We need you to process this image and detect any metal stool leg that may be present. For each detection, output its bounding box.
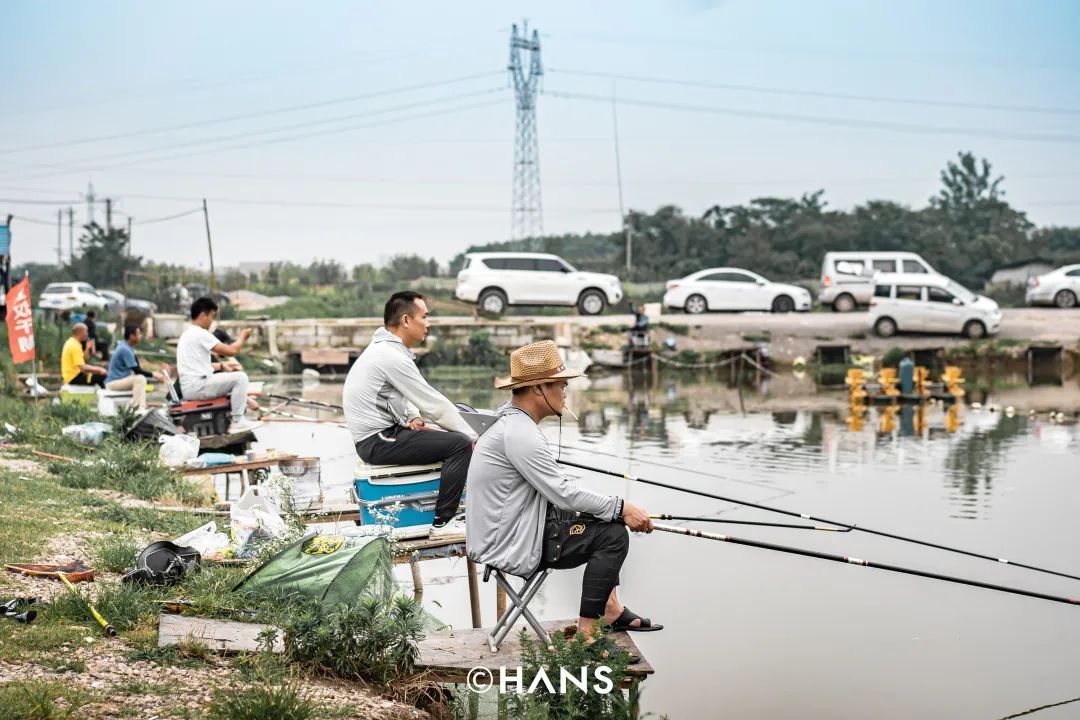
[487,568,551,652]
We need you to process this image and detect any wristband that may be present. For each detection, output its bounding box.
[613,497,624,522]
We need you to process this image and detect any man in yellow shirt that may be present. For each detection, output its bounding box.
[61,323,107,387]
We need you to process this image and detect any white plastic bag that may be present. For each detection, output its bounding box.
[61,421,112,446]
[159,434,200,466]
[174,521,232,560]
[230,487,289,558]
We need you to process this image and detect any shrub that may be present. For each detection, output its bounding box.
[207,681,314,720]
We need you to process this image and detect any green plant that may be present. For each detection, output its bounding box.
[207,681,314,720]
[0,679,93,720]
[283,594,425,685]
[52,438,208,505]
[89,533,141,573]
[881,346,908,367]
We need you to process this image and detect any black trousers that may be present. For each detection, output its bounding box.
[67,373,104,388]
[354,425,472,525]
[541,511,629,618]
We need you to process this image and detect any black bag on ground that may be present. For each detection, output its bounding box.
[121,541,201,585]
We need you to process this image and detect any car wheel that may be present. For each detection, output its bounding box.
[478,288,507,316]
[1054,289,1077,309]
[771,295,795,313]
[963,320,986,339]
[684,294,708,314]
[874,317,897,338]
[577,289,606,315]
[833,293,856,313]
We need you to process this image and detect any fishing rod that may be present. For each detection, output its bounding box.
[653,523,1080,609]
[266,394,344,412]
[560,457,1080,583]
[652,514,850,532]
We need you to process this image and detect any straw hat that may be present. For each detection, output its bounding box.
[494,340,584,390]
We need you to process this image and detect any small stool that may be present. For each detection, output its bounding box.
[98,389,135,417]
[483,565,552,652]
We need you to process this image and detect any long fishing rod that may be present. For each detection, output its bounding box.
[266,394,344,412]
[653,523,1080,608]
[652,514,850,532]
[559,457,1080,583]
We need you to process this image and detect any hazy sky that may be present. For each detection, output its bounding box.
[4,0,1079,272]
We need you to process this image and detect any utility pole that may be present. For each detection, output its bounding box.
[611,85,632,278]
[105,198,112,232]
[67,207,74,263]
[126,216,132,257]
[202,198,217,292]
[508,21,544,245]
[85,182,96,226]
[56,209,62,266]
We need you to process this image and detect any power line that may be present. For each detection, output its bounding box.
[546,90,1080,145]
[3,87,507,179]
[0,71,504,157]
[9,214,61,226]
[133,208,204,225]
[7,94,508,184]
[549,68,1080,116]
[0,196,81,205]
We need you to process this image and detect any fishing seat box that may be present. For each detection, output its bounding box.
[59,385,99,406]
[353,462,449,530]
[169,397,231,437]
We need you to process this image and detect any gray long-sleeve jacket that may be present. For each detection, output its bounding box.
[343,327,477,443]
[465,406,620,576]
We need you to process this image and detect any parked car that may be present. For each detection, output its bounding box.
[820,251,938,312]
[663,268,812,314]
[869,273,1001,339]
[455,252,623,316]
[38,282,109,311]
[1025,264,1080,308]
[98,289,157,314]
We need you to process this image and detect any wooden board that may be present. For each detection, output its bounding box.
[157,613,284,653]
[416,619,653,683]
[180,454,303,476]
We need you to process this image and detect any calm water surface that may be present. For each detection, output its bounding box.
[266,370,1080,720]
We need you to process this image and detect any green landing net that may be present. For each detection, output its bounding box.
[233,534,441,627]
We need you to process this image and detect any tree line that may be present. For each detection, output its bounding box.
[455,152,1080,291]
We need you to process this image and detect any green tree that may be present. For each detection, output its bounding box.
[67,222,141,289]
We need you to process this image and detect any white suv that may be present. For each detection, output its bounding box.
[455,252,623,316]
[39,282,109,311]
[869,273,1002,339]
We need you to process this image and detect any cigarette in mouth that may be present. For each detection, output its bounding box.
[562,404,578,421]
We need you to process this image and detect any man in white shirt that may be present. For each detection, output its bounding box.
[176,297,257,432]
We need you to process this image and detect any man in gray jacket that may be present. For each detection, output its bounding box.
[466,340,662,636]
[344,291,477,539]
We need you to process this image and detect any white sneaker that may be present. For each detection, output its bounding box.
[428,516,467,541]
[229,418,262,433]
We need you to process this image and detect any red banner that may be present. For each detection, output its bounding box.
[6,276,35,364]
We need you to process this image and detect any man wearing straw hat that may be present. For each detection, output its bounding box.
[466,340,663,636]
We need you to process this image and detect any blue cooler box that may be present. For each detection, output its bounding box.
[353,463,445,529]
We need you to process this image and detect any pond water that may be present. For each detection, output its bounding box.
[263,369,1080,720]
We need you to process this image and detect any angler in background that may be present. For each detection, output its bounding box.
[176,297,257,432]
[61,322,107,388]
[466,340,663,637]
[105,325,164,412]
[343,291,476,540]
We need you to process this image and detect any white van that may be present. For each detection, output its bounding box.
[868,273,1002,339]
[820,251,937,312]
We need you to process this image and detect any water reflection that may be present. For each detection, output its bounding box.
[268,367,1080,524]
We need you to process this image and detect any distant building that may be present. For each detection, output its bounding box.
[236,261,272,279]
[988,258,1054,287]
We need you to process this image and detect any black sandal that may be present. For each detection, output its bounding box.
[611,607,663,632]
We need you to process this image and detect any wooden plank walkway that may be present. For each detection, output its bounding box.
[415,620,653,684]
[158,614,284,653]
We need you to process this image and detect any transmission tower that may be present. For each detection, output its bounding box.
[508,21,543,244]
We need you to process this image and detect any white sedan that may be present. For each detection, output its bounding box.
[663,268,812,313]
[1026,264,1080,308]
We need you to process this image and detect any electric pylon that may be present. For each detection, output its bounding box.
[508,21,543,245]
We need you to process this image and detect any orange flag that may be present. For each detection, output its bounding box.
[5,276,35,364]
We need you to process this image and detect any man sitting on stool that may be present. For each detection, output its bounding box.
[61,323,107,388]
[343,291,477,539]
[105,325,164,411]
[176,297,257,433]
[466,340,663,637]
